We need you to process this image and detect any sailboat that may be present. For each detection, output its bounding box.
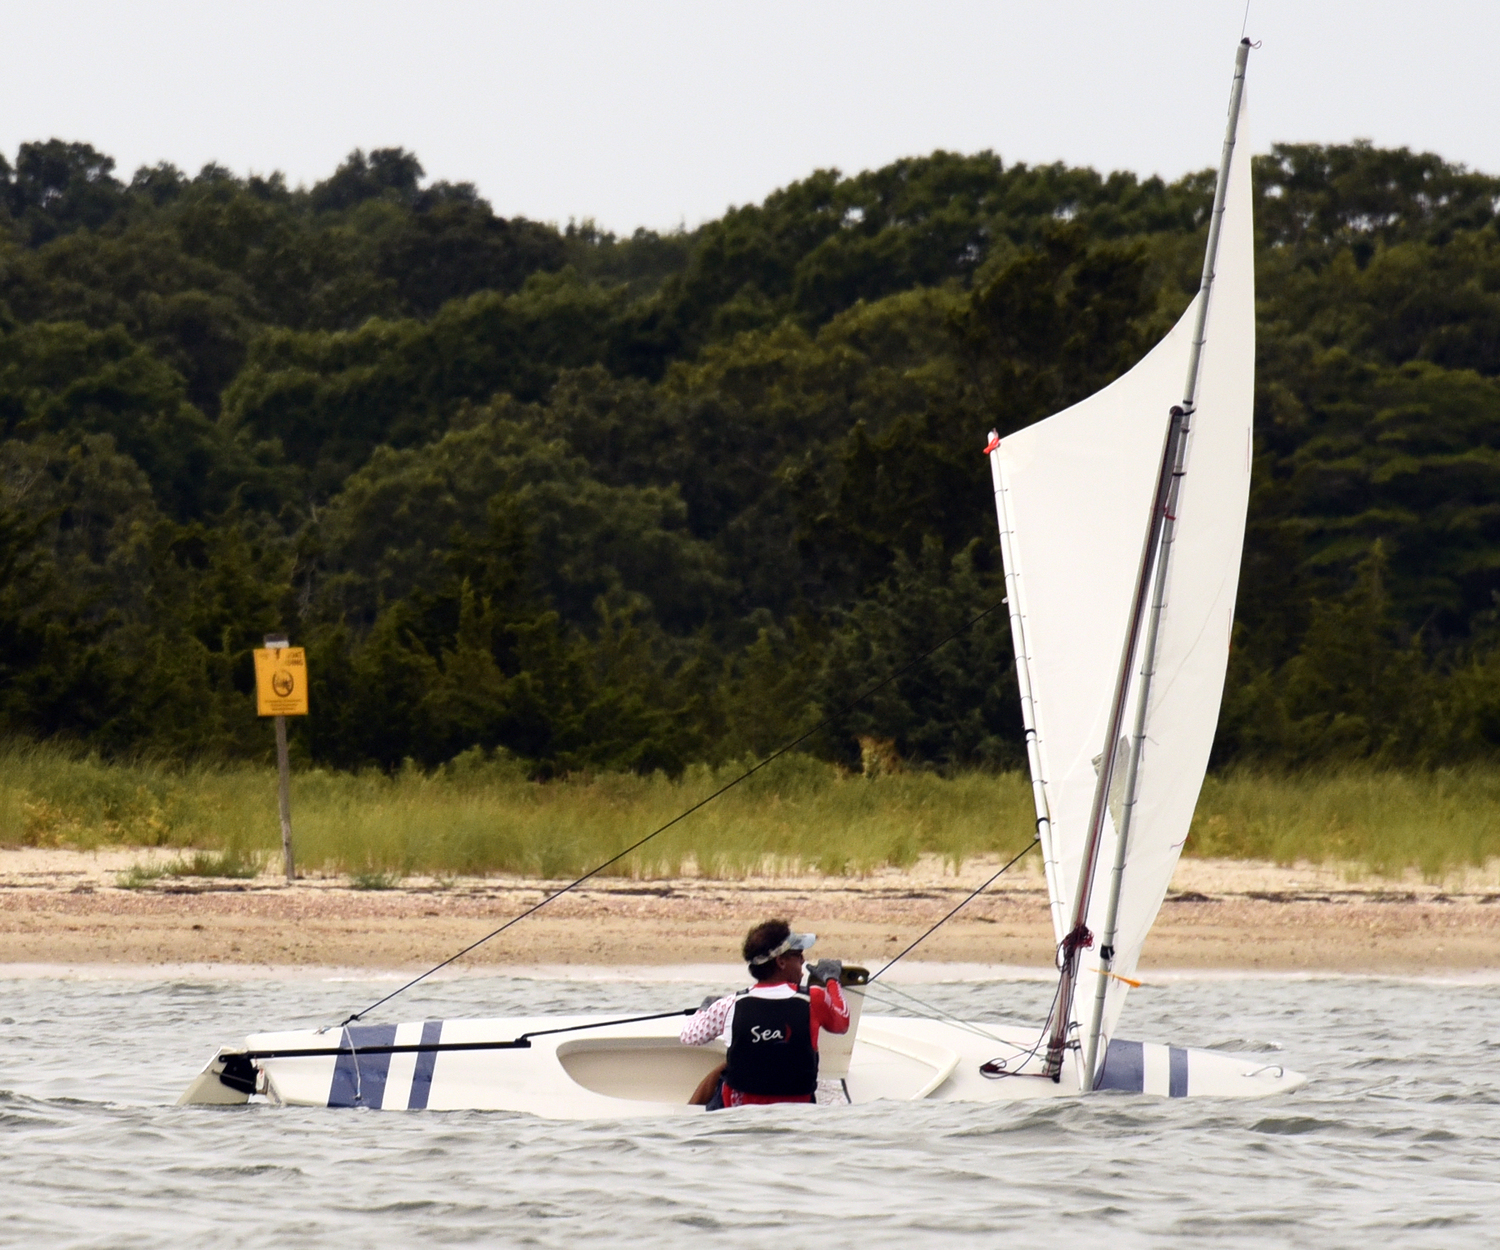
[179,40,1307,1115]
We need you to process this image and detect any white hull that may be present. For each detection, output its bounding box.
[180,1010,1306,1117]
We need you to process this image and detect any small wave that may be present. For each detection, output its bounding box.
[1206,1037,1283,1053]
[1403,1215,1481,1229]
[1250,1115,1340,1135]
[165,1162,307,1178]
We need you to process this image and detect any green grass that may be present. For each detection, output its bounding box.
[350,870,403,890]
[1190,768,1500,878]
[114,863,167,890]
[114,849,261,887]
[4,739,1498,881]
[164,849,263,879]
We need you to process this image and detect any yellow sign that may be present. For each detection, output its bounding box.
[254,647,309,716]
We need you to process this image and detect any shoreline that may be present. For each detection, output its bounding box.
[3,960,1500,985]
[2,848,1497,975]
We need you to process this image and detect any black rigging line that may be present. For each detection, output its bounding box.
[337,597,1010,1027]
[980,974,1064,1080]
[868,837,1039,982]
[269,1010,699,1061]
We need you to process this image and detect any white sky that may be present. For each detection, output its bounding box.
[4,1,1498,235]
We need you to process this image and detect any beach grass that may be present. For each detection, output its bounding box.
[1190,767,1500,879]
[1,739,1496,880]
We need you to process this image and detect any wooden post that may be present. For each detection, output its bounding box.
[274,710,295,882]
[255,633,308,884]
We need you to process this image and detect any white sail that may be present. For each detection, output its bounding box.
[1095,95,1254,1044]
[990,305,1196,935]
[990,95,1254,1053]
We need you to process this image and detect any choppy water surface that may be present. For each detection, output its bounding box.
[0,970,1496,1248]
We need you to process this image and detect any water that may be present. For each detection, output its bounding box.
[1,970,1496,1249]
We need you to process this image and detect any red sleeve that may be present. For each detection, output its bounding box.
[811,982,850,1036]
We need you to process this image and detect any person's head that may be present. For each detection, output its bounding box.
[742,918,815,984]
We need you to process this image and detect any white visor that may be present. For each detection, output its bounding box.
[748,932,816,966]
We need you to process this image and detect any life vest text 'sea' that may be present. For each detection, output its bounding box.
[724,991,818,1097]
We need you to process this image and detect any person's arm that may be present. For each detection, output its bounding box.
[811,981,850,1035]
[679,994,734,1045]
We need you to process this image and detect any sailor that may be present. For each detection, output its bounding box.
[680,917,849,1108]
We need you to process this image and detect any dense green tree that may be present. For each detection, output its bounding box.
[1255,141,1500,255]
[0,500,123,738]
[1247,352,1500,642]
[2,134,1499,775]
[2,141,129,246]
[221,273,634,491]
[312,402,725,632]
[812,540,1018,771]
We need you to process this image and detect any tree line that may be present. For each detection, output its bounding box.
[4,136,1500,775]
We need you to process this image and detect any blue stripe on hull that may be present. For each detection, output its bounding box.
[330,1025,398,1108]
[1169,1045,1189,1098]
[408,1021,443,1109]
[1095,1039,1144,1093]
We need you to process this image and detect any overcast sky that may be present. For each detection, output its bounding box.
[4,1,1497,234]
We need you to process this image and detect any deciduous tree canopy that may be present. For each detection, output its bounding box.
[4,138,1500,773]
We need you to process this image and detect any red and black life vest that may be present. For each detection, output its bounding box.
[722,989,818,1097]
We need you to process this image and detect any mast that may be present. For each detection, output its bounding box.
[1078,37,1253,1092]
[989,446,1065,946]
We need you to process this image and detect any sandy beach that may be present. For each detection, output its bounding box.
[1,848,1496,975]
